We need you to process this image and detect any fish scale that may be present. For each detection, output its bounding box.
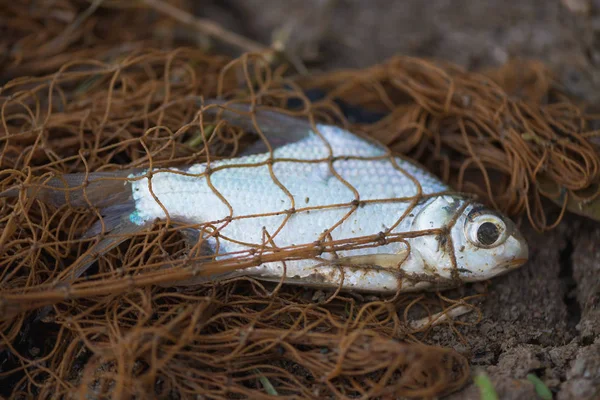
[130,124,450,259]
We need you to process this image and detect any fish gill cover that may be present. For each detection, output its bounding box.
[0,1,599,399]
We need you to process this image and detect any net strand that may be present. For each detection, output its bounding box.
[1,2,599,398]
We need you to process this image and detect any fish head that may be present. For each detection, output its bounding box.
[450,201,529,281]
[408,196,528,283]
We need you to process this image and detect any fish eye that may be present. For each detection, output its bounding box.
[465,214,508,248]
[477,222,500,246]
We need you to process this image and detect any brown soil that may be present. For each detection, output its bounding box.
[197,1,600,398]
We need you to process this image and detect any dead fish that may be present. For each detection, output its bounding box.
[1,102,529,293]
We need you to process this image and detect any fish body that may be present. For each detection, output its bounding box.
[3,104,529,292]
[129,124,449,291]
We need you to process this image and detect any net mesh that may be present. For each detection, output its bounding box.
[300,57,600,230]
[0,49,481,399]
[1,1,599,399]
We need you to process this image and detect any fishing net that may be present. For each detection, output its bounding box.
[0,0,193,82]
[300,58,600,231]
[1,1,599,399]
[0,47,480,399]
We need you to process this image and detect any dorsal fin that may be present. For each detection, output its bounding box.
[202,100,314,155]
[200,100,386,156]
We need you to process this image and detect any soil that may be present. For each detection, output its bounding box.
[197,1,600,398]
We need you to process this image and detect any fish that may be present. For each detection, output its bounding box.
[1,101,529,293]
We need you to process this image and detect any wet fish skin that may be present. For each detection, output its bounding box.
[125,121,527,292]
[1,105,529,291]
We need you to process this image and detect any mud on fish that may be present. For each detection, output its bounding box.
[1,101,529,293]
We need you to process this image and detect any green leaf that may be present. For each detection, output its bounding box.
[185,125,215,148]
[527,373,553,400]
[473,371,499,400]
[254,369,278,396]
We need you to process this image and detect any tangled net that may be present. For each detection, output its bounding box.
[301,58,600,231]
[0,48,484,398]
[0,0,193,82]
[1,1,600,399]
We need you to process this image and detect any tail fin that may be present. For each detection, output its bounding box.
[0,171,136,208]
[2,170,149,282]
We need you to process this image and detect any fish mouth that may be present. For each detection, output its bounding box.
[495,235,529,272]
[496,258,528,270]
[484,257,527,280]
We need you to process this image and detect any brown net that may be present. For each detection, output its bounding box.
[0,0,193,81]
[3,286,474,399]
[299,58,600,231]
[0,48,482,398]
[1,1,600,399]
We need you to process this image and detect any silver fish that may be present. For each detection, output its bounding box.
[3,103,528,293]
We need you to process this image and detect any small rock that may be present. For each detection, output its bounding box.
[311,290,326,303]
[496,345,545,378]
[558,343,600,400]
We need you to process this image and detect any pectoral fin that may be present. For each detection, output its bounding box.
[154,227,247,288]
[238,250,411,293]
[332,251,410,269]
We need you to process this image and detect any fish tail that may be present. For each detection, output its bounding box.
[2,169,150,282]
[1,170,137,208]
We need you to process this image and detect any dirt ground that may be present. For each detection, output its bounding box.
[196,1,600,398]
